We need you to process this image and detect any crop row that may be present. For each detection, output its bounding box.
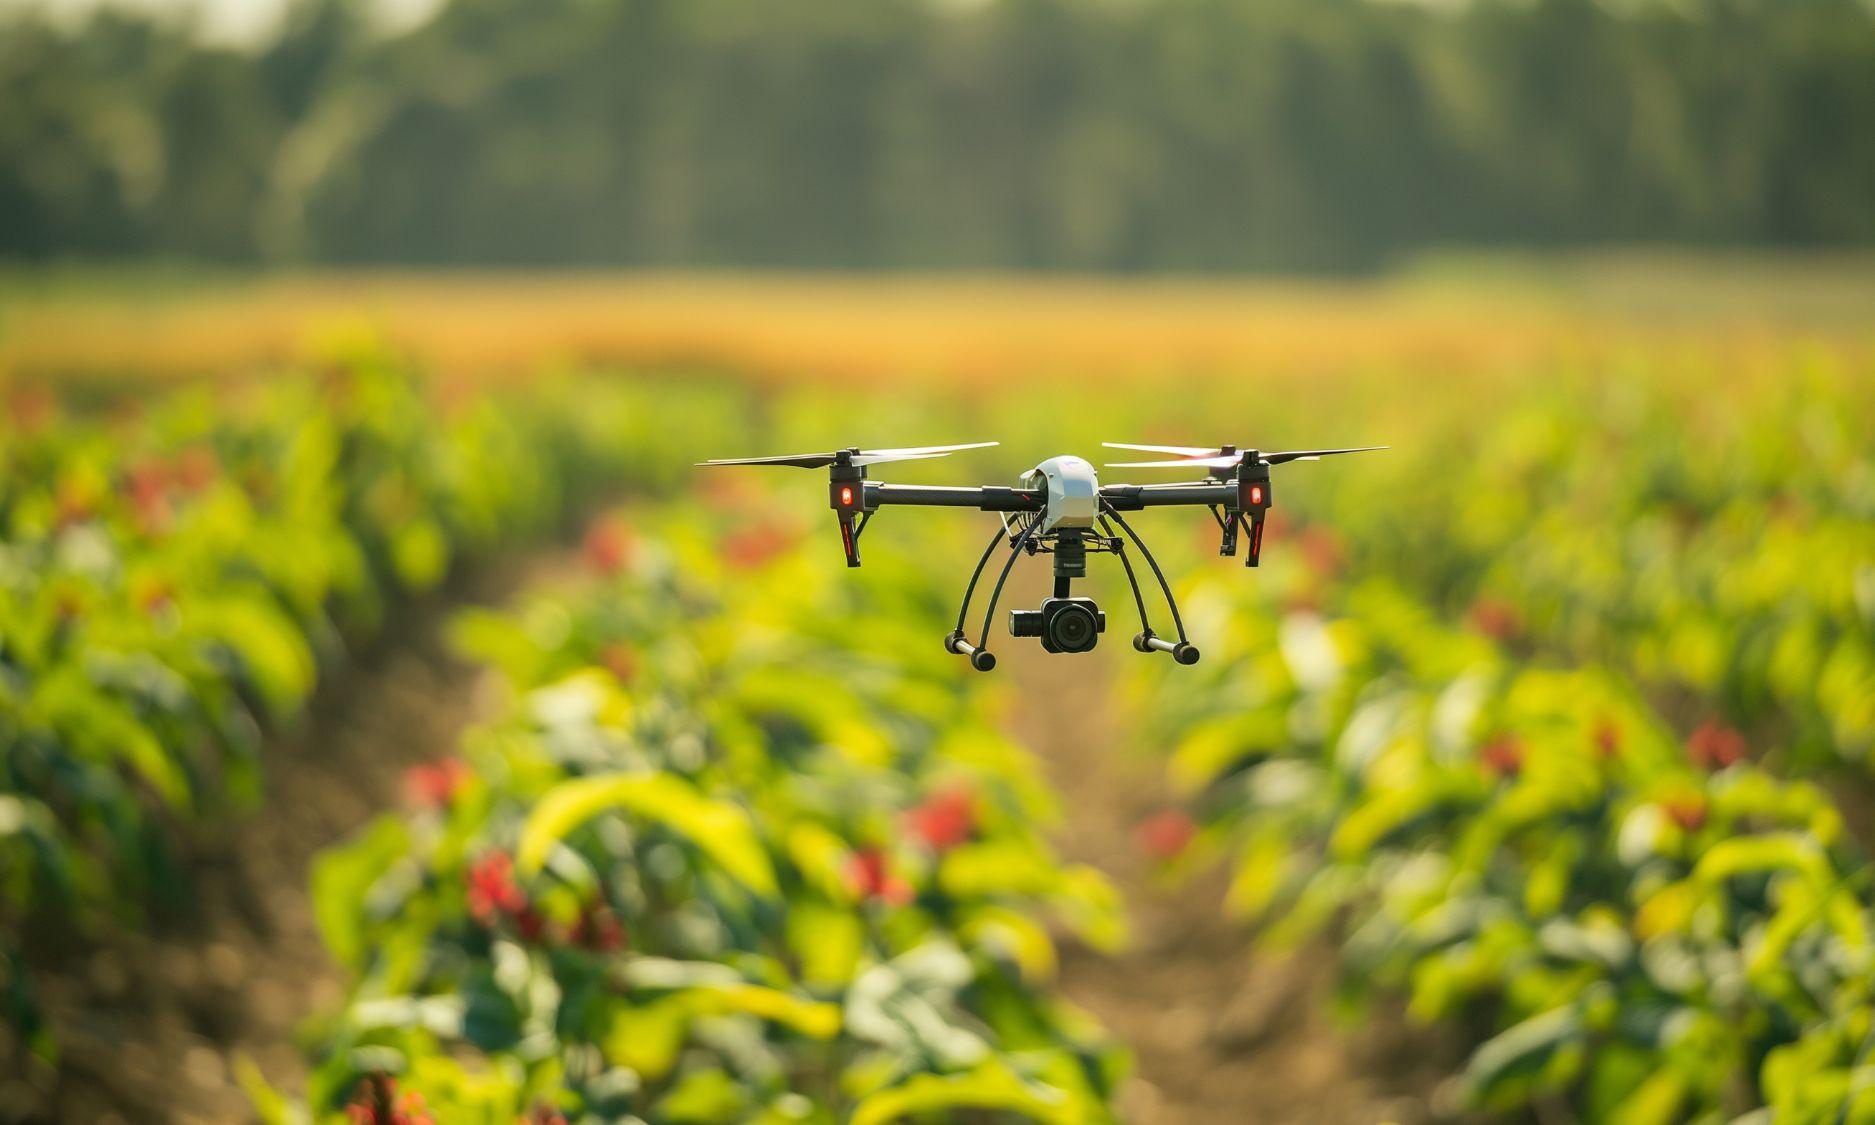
[1292,369,1875,773]
[0,357,743,1059]
[265,507,1125,1123]
[1138,558,1875,1121]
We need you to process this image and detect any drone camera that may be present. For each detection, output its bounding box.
[1010,597,1106,653]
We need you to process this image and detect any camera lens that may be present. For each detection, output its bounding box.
[1045,602,1099,653]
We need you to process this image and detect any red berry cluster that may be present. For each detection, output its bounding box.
[1467,597,1523,644]
[119,446,222,536]
[467,850,546,942]
[404,758,472,809]
[583,516,634,575]
[567,902,628,953]
[846,845,914,906]
[1593,718,1622,760]
[1662,791,1710,833]
[1686,721,1747,771]
[904,785,976,852]
[465,850,628,951]
[1135,809,1197,862]
[345,1074,433,1125]
[599,642,637,684]
[723,522,795,571]
[1479,735,1524,779]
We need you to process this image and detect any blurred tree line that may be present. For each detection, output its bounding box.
[3,0,1873,271]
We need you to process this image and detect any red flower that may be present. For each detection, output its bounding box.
[514,906,548,944]
[1479,735,1524,779]
[568,903,627,953]
[54,479,95,529]
[1662,792,1709,833]
[1467,597,1523,644]
[846,846,914,906]
[346,1075,434,1125]
[124,458,172,534]
[599,643,636,684]
[904,786,976,852]
[404,758,471,809]
[1295,525,1344,580]
[466,850,529,928]
[723,523,794,571]
[135,577,176,615]
[8,386,55,433]
[697,470,755,510]
[1135,810,1197,862]
[172,446,220,493]
[1687,721,1746,771]
[1593,718,1622,760]
[583,516,634,575]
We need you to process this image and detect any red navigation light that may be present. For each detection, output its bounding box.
[840,485,854,507]
[1249,484,1264,505]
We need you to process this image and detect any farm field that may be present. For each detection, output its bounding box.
[2,261,1874,1124]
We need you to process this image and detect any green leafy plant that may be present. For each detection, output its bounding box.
[284,510,1125,1122]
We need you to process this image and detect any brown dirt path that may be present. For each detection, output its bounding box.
[10,554,568,1125]
[1001,620,1463,1124]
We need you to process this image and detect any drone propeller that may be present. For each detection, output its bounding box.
[697,442,999,570]
[698,442,996,469]
[1103,443,1386,567]
[1102,442,1222,458]
[1104,445,1387,469]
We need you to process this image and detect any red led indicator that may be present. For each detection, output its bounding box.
[840,486,854,506]
[1250,485,1264,505]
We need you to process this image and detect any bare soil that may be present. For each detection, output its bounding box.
[6,557,559,1125]
[1001,617,1465,1125]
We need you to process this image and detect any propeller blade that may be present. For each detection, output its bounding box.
[1260,445,1389,465]
[1101,441,1222,458]
[863,441,998,457]
[697,452,839,468]
[848,450,953,467]
[697,441,996,469]
[1109,445,1387,469]
[1106,455,1243,469]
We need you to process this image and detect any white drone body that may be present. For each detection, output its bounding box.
[1020,455,1100,532]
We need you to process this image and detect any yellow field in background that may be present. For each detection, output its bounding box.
[2,254,1871,386]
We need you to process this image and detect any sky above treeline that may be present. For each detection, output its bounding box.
[0,0,445,44]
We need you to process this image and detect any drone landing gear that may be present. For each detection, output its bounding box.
[944,518,1040,672]
[943,510,1200,672]
[1101,505,1200,666]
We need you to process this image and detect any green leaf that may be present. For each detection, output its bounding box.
[516,772,778,898]
[310,816,410,968]
[849,1060,1082,1125]
[1460,1003,1585,1106]
[1693,833,1830,885]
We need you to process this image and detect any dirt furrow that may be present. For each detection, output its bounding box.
[16,555,567,1125]
[1003,627,1459,1124]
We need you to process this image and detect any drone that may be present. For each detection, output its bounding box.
[698,441,1384,671]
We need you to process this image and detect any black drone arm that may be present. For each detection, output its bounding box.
[861,482,1043,513]
[1102,472,1274,566]
[1099,481,1236,510]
